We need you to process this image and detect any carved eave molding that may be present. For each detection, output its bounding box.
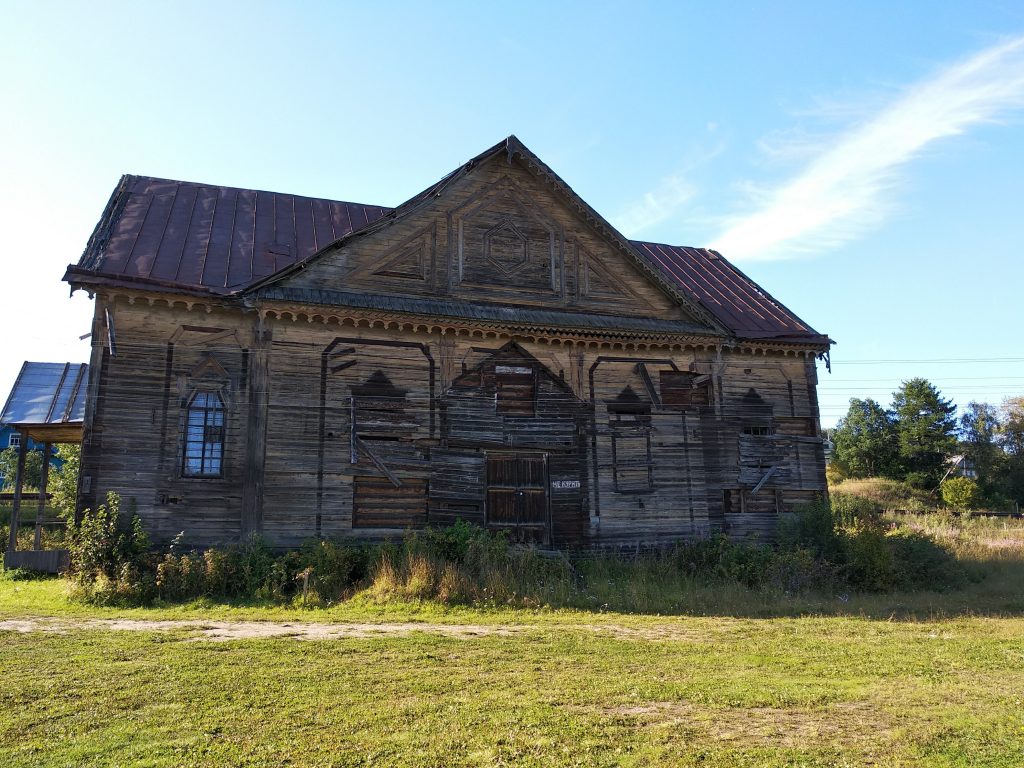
[95,288,236,315]
[254,299,822,358]
[94,288,825,359]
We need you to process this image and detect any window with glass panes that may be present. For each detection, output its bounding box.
[183,391,225,477]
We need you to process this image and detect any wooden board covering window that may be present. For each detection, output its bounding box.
[494,365,535,415]
[611,433,653,493]
[660,371,711,409]
[352,476,427,528]
[724,488,780,515]
[775,417,818,437]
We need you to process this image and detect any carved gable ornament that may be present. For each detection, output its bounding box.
[251,140,725,334]
[449,175,561,295]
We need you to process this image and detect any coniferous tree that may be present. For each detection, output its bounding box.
[891,378,957,487]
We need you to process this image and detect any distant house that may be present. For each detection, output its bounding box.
[0,362,88,485]
[944,455,978,481]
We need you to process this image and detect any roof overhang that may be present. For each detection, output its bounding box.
[12,421,84,443]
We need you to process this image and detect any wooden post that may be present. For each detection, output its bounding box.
[6,436,28,554]
[34,442,52,550]
[241,317,271,538]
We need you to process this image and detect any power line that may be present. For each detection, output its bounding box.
[823,357,1024,364]
[823,375,1024,382]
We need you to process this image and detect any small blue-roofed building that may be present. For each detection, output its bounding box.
[0,361,88,486]
[2,361,87,572]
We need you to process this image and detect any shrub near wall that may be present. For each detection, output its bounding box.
[63,495,970,608]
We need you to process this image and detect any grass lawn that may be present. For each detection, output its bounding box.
[3,506,1024,766]
[2,575,1024,767]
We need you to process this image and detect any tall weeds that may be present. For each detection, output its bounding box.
[59,496,990,610]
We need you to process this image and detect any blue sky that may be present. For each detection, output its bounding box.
[3,1,1023,427]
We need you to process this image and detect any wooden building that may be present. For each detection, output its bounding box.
[64,136,831,549]
[2,361,88,571]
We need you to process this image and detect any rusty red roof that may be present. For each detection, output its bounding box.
[75,175,389,291]
[631,241,820,340]
[68,148,826,345]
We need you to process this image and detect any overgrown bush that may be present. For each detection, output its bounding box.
[66,492,150,604]
[64,494,971,608]
[777,498,845,559]
[887,529,968,591]
[829,492,884,529]
[841,526,895,591]
[940,477,981,512]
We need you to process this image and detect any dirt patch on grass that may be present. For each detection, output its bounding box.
[604,699,895,751]
[0,618,526,641]
[0,617,715,643]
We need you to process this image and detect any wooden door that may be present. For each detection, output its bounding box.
[486,453,549,534]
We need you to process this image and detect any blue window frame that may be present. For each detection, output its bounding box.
[182,391,225,477]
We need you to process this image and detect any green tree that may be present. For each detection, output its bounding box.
[49,443,81,520]
[959,401,1004,497]
[1001,397,1024,456]
[891,378,957,487]
[0,445,44,491]
[831,398,901,478]
[998,397,1024,505]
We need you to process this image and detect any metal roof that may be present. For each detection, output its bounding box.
[0,362,88,426]
[631,241,822,341]
[67,139,827,344]
[76,175,389,291]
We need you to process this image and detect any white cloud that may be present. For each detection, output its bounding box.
[710,35,1024,261]
[611,141,725,236]
[611,174,696,235]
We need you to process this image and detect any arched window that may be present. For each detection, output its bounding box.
[183,391,225,477]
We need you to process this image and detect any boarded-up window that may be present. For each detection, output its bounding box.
[724,488,781,514]
[351,371,415,439]
[495,365,535,415]
[740,388,774,436]
[608,388,653,493]
[611,433,653,493]
[660,371,711,409]
[723,489,741,514]
[775,417,817,437]
[182,391,225,477]
[352,476,427,528]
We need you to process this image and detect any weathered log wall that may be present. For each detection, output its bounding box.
[78,295,827,549]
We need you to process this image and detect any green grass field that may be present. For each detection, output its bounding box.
[3,507,1024,767]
